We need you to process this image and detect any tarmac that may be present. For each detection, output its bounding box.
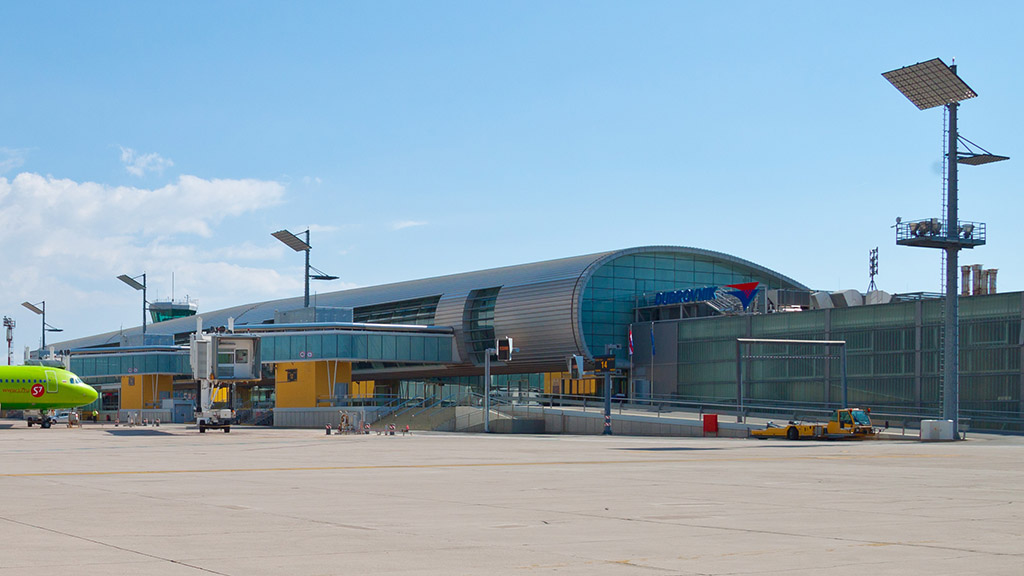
[1,420,1022,575]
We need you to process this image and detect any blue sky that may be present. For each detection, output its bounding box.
[1,1,1021,354]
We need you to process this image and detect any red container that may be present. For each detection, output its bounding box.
[703,414,719,435]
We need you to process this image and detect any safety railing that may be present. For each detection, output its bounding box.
[533,392,1024,434]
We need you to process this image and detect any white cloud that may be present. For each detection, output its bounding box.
[0,148,27,174]
[391,220,427,230]
[0,172,292,344]
[120,147,174,177]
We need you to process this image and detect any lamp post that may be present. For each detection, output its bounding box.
[21,300,62,353]
[483,347,496,433]
[272,229,338,308]
[117,273,147,336]
[884,58,1008,435]
[602,344,622,435]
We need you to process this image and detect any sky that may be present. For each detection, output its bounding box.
[1,1,1021,357]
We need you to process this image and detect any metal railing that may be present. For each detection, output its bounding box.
[535,392,1023,434]
[895,218,986,245]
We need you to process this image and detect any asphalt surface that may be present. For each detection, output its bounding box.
[1,420,1021,575]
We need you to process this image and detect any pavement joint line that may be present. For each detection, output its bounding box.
[0,452,955,478]
[0,515,231,575]
[493,504,1024,559]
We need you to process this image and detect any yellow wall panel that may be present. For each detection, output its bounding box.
[120,375,143,409]
[122,374,173,410]
[350,380,374,398]
[275,361,353,408]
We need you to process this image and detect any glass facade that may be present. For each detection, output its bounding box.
[70,352,191,380]
[582,252,800,362]
[260,332,453,364]
[463,287,501,364]
[353,296,440,325]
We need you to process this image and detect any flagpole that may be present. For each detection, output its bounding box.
[650,321,655,403]
[628,326,634,400]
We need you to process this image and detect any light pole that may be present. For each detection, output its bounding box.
[884,58,1008,435]
[602,344,622,435]
[272,229,338,308]
[21,301,62,353]
[117,273,147,336]
[483,347,495,433]
[482,338,514,433]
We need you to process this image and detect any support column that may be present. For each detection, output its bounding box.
[915,301,923,409]
[1019,293,1024,421]
[142,374,173,409]
[824,308,832,406]
[943,100,960,434]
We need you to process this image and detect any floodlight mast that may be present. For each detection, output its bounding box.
[946,95,960,435]
[883,59,1008,436]
[272,229,337,308]
[21,300,60,352]
[117,273,147,336]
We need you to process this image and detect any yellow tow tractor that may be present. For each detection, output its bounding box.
[750,408,877,440]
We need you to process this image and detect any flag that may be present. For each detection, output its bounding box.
[628,327,634,356]
[650,322,656,357]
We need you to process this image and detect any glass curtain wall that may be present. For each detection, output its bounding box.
[583,252,798,363]
[463,287,501,365]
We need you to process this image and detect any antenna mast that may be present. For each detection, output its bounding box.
[3,316,15,366]
[867,248,879,292]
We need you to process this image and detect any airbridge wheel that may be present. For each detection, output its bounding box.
[786,427,799,441]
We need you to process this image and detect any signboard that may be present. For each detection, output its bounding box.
[594,354,615,374]
[653,282,760,312]
[497,337,513,362]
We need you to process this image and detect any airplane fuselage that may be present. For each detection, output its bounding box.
[0,365,98,410]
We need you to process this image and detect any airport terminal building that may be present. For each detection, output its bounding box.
[46,245,1024,431]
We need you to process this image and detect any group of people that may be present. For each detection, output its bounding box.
[327,421,411,435]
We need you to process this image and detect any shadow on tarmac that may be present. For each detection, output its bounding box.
[617,447,721,452]
[104,429,173,436]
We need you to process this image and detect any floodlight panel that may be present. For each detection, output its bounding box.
[882,58,977,110]
[311,274,339,281]
[117,274,145,291]
[958,153,1010,166]
[21,301,43,315]
[272,229,310,252]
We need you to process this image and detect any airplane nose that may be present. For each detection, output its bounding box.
[79,383,99,405]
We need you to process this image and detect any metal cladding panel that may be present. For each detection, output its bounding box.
[51,250,616,351]
[433,293,470,363]
[493,276,581,365]
[50,246,807,366]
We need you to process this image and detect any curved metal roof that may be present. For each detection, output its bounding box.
[51,246,806,366]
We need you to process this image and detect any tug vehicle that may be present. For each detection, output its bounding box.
[750,408,876,440]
